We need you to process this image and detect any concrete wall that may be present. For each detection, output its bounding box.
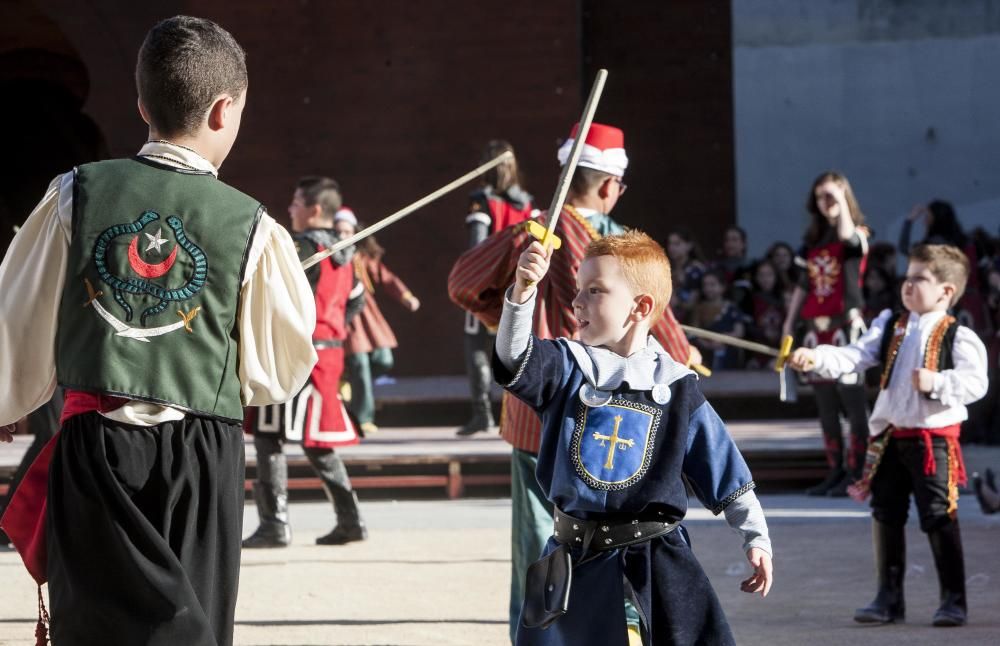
[733,0,1000,259]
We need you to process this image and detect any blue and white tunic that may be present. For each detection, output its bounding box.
[494,291,769,646]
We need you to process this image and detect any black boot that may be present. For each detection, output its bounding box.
[457,402,495,436]
[827,467,862,498]
[928,520,966,627]
[458,331,496,436]
[973,470,1000,514]
[309,450,368,545]
[806,467,846,496]
[242,453,291,548]
[854,520,906,623]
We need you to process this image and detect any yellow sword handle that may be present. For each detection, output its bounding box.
[523,222,563,290]
[525,220,562,249]
[774,334,794,372]
[689,362,713,378]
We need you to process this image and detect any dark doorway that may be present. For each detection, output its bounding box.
[0,1,108,255]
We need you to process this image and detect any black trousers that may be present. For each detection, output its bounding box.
[814,382,870,473]
[871,436,955,532]
[47,413,245,646]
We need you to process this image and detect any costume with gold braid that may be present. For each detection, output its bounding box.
[850,313,961,502]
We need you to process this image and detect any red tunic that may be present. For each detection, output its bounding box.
[468,186,535,236]
[254,235,359,449]
[448,208,692,453]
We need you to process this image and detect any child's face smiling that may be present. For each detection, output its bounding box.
[572,255,640,353]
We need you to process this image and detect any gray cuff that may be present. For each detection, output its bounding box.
[723,490,772,556]
[495,286,535,373]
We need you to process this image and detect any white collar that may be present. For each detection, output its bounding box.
[572,206,600,219]
[908,309,948,328]
[138,141,218,177]
[564,336,693,391]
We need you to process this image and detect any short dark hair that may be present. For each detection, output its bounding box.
[569,166,613,197]
[136,16,247,136]
[297,176,342,222]
[909,244,970,306]
[725,226,747,244]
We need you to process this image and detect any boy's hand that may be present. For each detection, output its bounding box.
[787,347,816,372]
[687,346,703,368]
[0,424,14,443]
[912,368,936,394]
[741,547,772,597]
[512,241,551,304]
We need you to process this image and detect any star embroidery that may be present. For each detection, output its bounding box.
[144,227,169,254]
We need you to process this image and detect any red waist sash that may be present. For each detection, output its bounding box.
[891,423,965,485]
[1,389,130,585]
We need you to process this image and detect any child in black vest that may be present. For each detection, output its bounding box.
[790,243,988,627]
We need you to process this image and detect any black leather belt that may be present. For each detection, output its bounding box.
[552,507,679,552]
[313,339,343,349]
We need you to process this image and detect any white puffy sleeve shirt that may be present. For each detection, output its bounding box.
[0,146,316,426]
[811,308,988,435]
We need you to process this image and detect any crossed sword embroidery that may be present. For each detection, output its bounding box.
[84,278,200,343]
[592,414,635,470]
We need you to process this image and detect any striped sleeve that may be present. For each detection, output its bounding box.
[651,305,692,364]
[447,224,527,328]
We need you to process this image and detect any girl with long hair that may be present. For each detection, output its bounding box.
[783,171,871,497]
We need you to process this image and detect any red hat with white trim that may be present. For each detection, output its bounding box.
[333,207,357,227]
[556,122,628,176]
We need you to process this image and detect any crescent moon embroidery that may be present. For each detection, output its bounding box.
[128,235,177,278]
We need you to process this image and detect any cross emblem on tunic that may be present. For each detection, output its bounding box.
[592,415,635,470]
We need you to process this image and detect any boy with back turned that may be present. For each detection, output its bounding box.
[0,16,317,645]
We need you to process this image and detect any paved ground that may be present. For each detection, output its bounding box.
[2,494,1000,645]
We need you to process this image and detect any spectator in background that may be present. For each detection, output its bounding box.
[691,270,748,370]
[766,241,801,300]
[666,228,707,322]
[868,241,899,281]
[714,225,754,314]
[783,171,870,497]
[862,265,897,324]
[746,259,787,366]
[900,200,969,252]
[901,200,987,333]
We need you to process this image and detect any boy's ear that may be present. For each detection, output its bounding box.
[598,177,613,199]
[207,94,235,132]
[941,282,957,305]
[632,294,655,321]
[137,98,152,126]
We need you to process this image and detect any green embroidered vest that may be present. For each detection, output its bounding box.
[56,158,262,421]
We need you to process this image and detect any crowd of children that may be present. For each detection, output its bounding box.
[670,213,1000,371]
